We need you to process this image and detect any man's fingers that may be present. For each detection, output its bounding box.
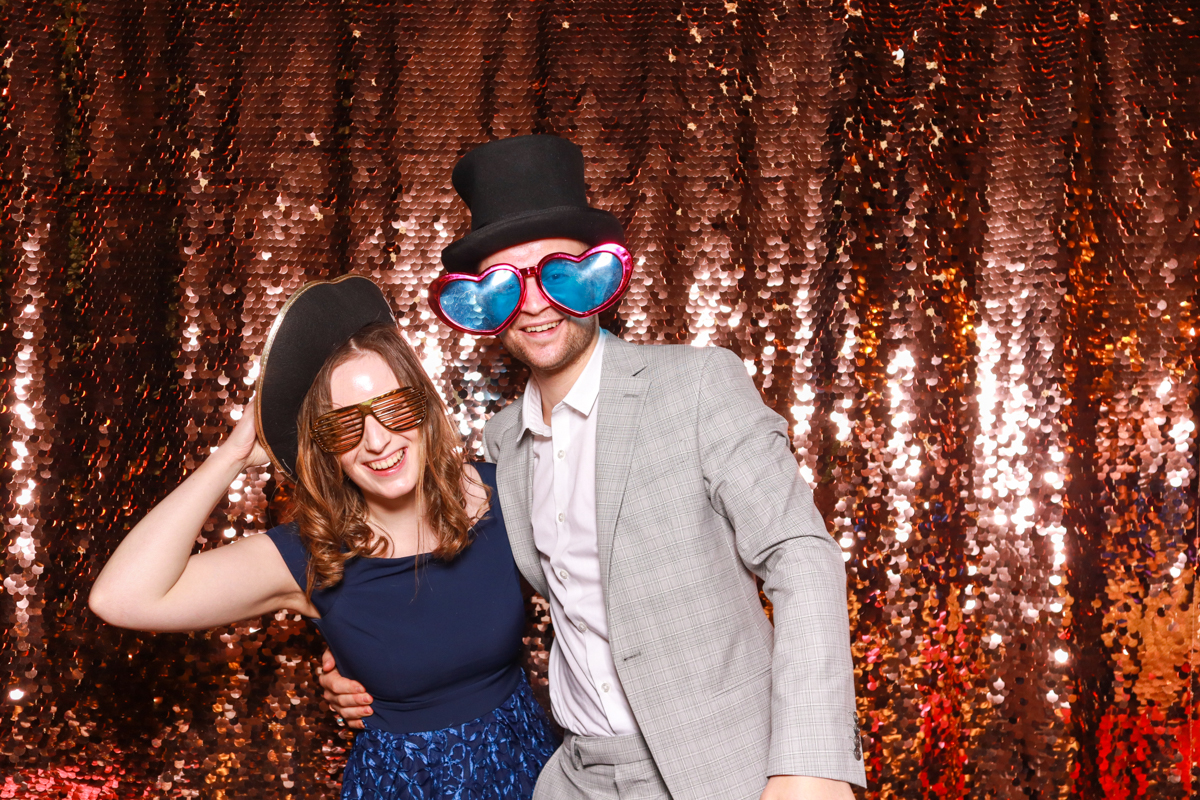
[314,652,369,729]
[315,650,371,727]
[322,686,373,709]
[317,670,365,696]
[333,701,373,721]
[315,652,364,694]
[334,693,374,711]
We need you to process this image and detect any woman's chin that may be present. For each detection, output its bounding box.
[354,470,418,504]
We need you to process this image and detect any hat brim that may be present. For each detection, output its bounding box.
[441,206,625,273]
[255,275,395,481]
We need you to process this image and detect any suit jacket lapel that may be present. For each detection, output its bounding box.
[495,412,547,597]
[595,337,649,588]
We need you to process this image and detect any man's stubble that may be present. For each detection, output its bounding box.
[499,314,600,381]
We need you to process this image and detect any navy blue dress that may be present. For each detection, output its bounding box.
[266,463,558,799]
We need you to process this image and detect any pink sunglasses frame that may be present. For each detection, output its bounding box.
[428,242,634,336]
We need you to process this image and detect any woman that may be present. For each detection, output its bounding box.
[89,275,558,799]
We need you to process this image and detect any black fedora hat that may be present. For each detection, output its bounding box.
[255,275,395,480]
[440,134,625,272]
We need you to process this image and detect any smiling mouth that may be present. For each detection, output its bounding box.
[367,448,406,471]
[523,320,561,334]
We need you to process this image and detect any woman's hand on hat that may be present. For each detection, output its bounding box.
[218,404,271,471]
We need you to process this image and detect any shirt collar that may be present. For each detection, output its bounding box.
[521,330,608,435]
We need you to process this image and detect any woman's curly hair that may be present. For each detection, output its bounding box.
[289,323,484,595]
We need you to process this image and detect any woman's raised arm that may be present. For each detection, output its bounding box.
[89,409,317,631]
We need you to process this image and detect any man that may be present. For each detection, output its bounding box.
[320,135,866,799]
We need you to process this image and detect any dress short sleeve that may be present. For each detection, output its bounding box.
[264,522,308,590]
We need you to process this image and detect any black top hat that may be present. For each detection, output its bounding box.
[255,275,395,480]
[441,134,626,272]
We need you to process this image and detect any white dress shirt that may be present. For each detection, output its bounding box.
[521,331,639,737]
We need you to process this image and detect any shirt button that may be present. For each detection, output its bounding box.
[576,620,588,633]
[601,682,611,693]
[557,512,565,523]
[557,449,565,459]
[558,569,569,581]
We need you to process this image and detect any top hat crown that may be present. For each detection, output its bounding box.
[441,134,625,272]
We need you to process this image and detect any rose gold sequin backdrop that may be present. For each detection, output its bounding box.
[0,1,1197,797]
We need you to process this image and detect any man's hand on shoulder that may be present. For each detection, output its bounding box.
[761,776,855,800]
[317,648,374,730]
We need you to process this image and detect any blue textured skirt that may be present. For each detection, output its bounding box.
[341,673,560,800]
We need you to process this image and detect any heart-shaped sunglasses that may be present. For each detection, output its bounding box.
[428,243,633,335]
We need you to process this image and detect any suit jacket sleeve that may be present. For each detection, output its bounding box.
[697,346,864,785]
[482,417,501,464]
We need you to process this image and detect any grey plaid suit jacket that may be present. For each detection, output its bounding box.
[483,336,866,799]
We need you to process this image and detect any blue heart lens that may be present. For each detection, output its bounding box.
[539,251,625,315]
[438,270,522,332]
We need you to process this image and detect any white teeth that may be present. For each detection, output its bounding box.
[368,449,405,471]
[525,321,559,333]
